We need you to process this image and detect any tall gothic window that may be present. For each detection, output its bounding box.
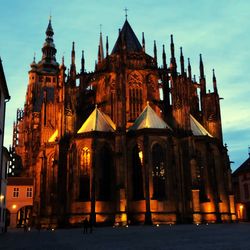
[79,147,90,201]
[132,145,144,200]
[128,73,143,121]
[152,144,166,200]
[98,145,113,201]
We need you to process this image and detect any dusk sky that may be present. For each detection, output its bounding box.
[0,0,249,171]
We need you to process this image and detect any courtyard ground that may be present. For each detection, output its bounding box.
[0,223,249,250]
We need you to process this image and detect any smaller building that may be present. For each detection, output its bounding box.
[232,154,250,221]
[6,177,33,228]
[0,58,10,233]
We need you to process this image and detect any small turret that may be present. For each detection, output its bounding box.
[199,54,205,79]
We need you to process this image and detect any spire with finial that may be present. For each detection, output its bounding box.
[142,32,145,52]
[124,7,128,20]
[213,69,217,93]
[39,16,58,69]
[30,52,37,69]
[188,58,192,79]
[180,47,185,75]
[106,36,109,57]
[153,40,157,65]
[81,50,85,73]
[162,44,167,69]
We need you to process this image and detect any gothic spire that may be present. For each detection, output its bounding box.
[142,32,145,52]
[199,54,205,79]
[81,50,85,73]
[38,18,58,70]
[154,40,157,63]
[106,36,109,57]
[188,58,192,80]
[70,41,76,79]
[98,31,104,62]
[162,44,167,69]
[213,69,217,93]
[170,34,176,73]
[180,47,185,75]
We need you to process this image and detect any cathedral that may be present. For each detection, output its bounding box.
[11,17,236,227]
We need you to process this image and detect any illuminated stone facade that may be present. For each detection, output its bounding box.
[11,19,236,227]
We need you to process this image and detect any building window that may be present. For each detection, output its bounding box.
[79,147,90,201]
[129,88,142,121]
[244,183,249,200]
[13,187,19,198]
[152,144,166,200]
[26,187,33,198]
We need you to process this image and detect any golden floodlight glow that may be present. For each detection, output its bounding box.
[12,204,17,209]
[240,205,244,209]
[0,195,4,201]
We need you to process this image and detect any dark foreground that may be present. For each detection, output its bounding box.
[0,223,249,250]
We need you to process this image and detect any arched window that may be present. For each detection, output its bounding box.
[152,144,166,200]
[128,73,143,121]
[98,145,113,201]
[79,147,90,201]
[132,145,144,200]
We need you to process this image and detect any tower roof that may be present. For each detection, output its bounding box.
[129,103,172,131]
[190,114,212,137]
[77,106,116,133]
[112,20,142,54]
[0,58,10,100]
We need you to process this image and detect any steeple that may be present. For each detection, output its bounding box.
[111,19,142,54]
[180,47,185,76]
[213,69,217,93]
[81,50,85,73]
[38,18,58,70]
[154,40,157,63]
[70,41,76,79]
[188,58,192,79]
[199,54,206,95]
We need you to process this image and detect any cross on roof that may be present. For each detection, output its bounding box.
[124,7,128,20]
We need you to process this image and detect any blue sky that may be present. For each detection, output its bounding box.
[0,0,249,171]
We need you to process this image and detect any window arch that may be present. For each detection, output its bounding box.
[152,144,166,200]
[79,147,90,201]
[128,73,143,121]
[132,144,144,200]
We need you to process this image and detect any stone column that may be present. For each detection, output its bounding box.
[192,189,201,224]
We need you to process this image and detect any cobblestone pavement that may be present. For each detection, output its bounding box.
[0,223,249,250]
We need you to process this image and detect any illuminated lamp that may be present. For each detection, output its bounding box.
[0,195,4,201]
[12,204,17,209]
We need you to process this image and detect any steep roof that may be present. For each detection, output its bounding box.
[112,20,142,54]
[77,106,116,133]
[129,103,172,131]
[190,114,213,137]
[233,157,250,176]
[8,177,34,186]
